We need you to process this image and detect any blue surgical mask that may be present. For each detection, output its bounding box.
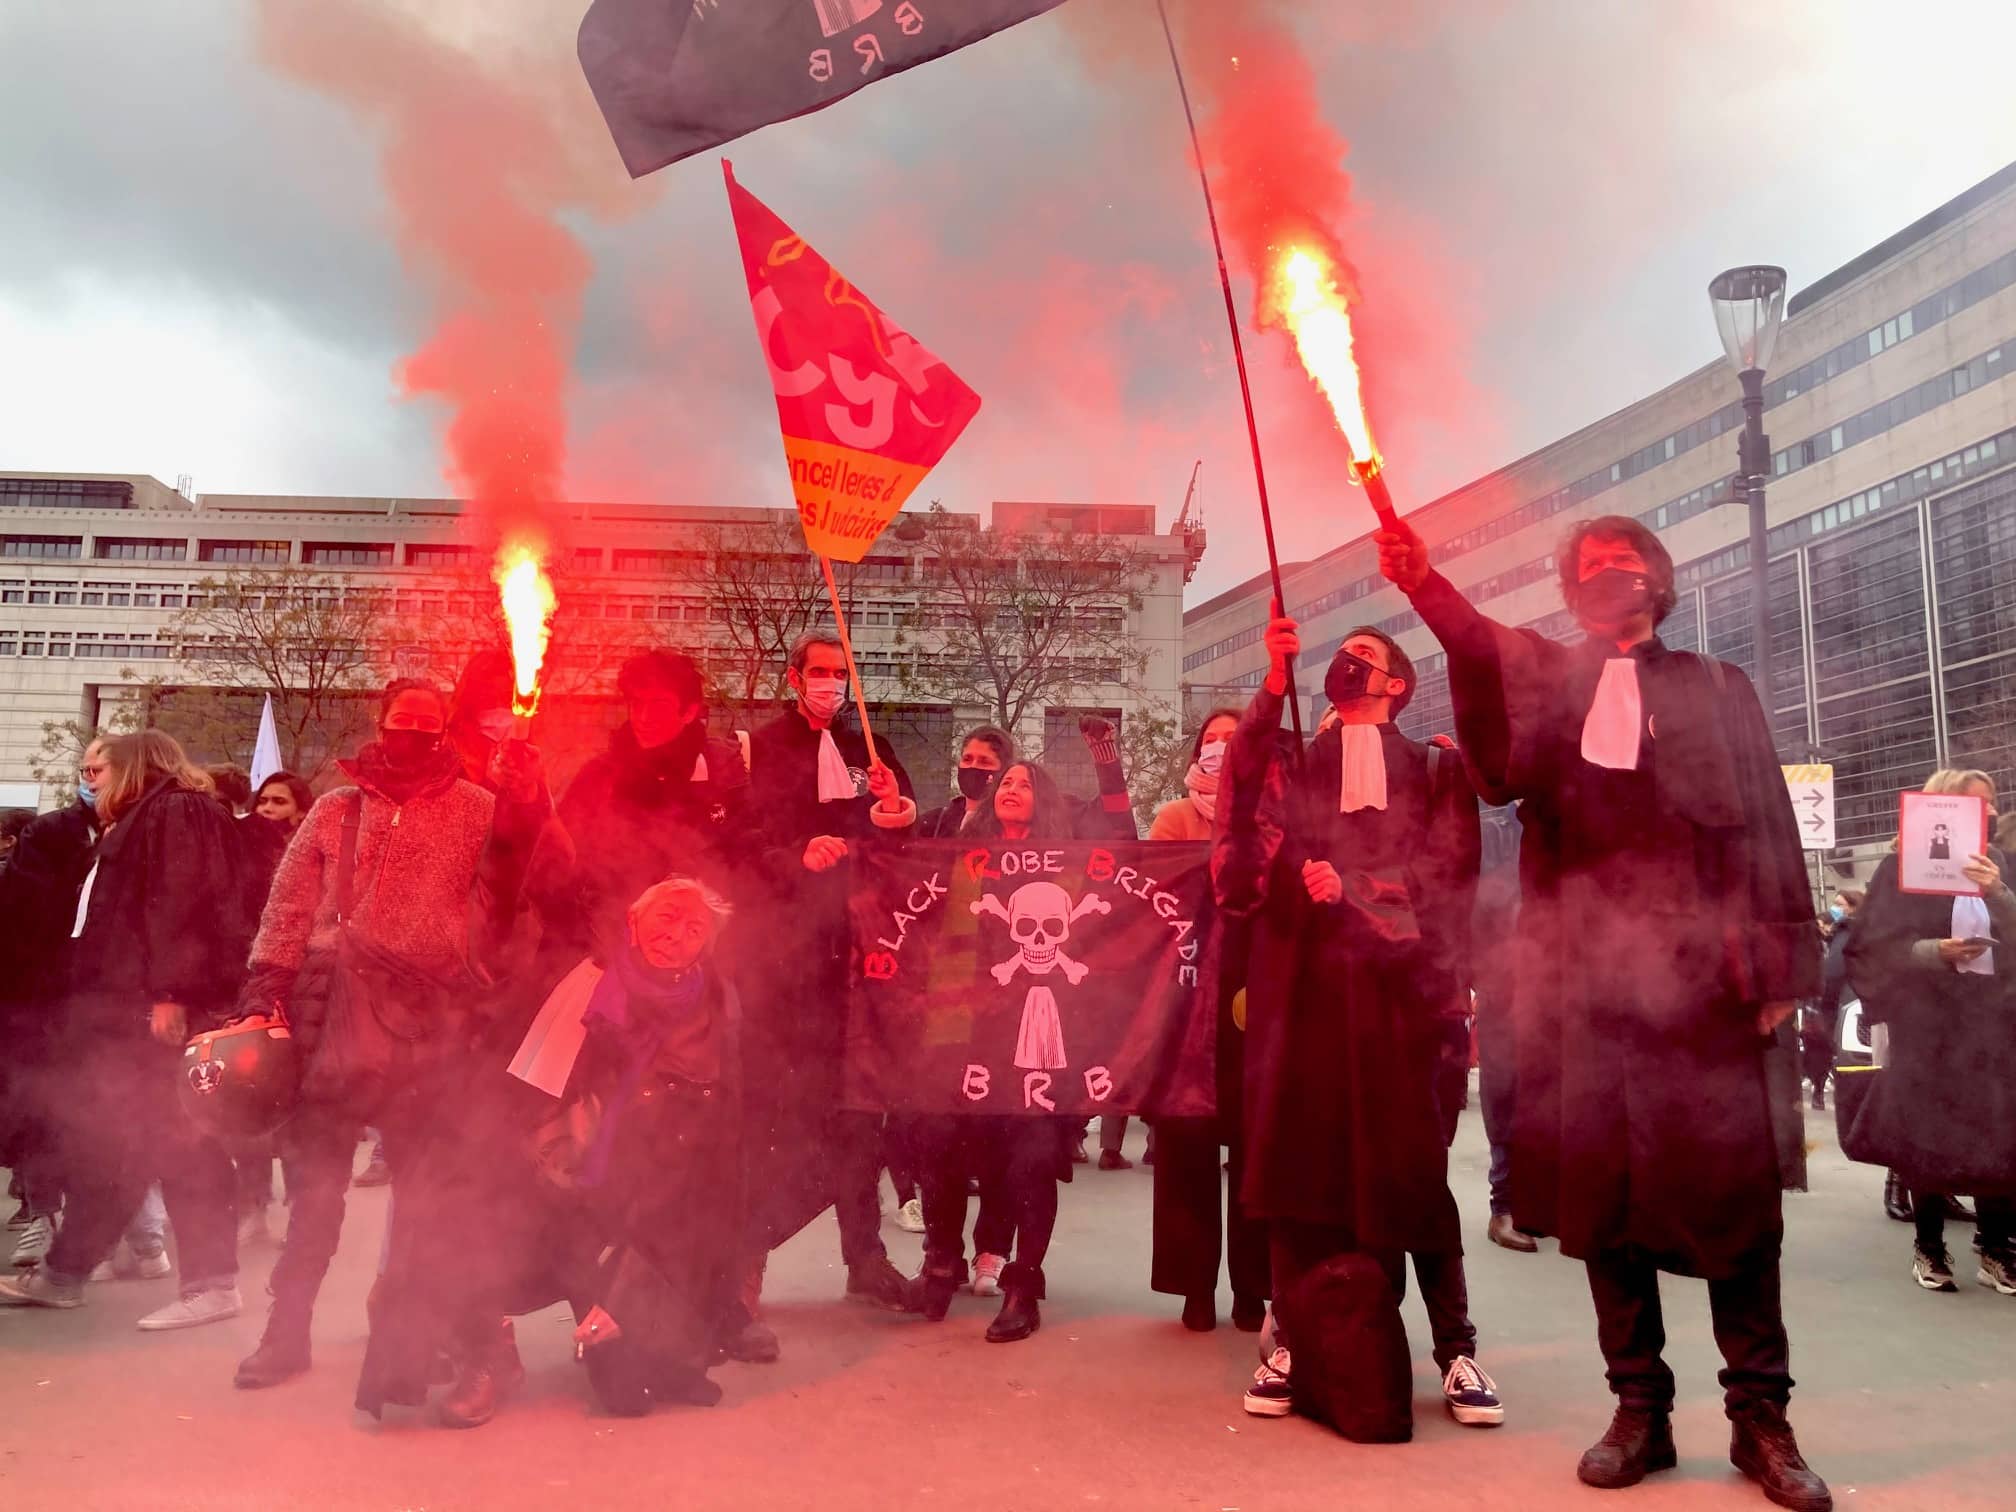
[1828,905,1846,923]
[76,779,97,807]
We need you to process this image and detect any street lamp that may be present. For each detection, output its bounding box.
[1708,264,1788,713]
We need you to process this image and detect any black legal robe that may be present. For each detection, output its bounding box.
[1213,685,1480,1254]
[1410,571,1817,1279]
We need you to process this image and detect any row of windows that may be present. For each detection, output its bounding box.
[0,632,178,660]
[0,478,134,509]
[0,581,184,609]
[1186,247,2016,674]
[1771,338,2012,476]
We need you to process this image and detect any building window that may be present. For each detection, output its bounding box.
[303,542,394,566]
[199,539,290,564]
[0,477,134,509]
[95,536,186,561]
[407,544,477,568]
[3,534,83,559]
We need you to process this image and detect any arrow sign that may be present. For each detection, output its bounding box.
[1782,763,1835,851]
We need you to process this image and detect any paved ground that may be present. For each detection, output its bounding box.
[4,1100,2013,1511]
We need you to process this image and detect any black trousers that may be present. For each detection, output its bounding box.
[44,1038,237,1290]
[1584,1246,1792,1416]
[1269,1217,1477,1371]
[1800,1006,1839,1093]
[920,1116,1068,1294]
[1916,1194,2015,1254]
[1476,994,1517,1219]
[268,1108,364,1325]
[1149,1117,1268,1303]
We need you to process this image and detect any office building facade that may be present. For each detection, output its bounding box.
[1183,162,2016,865]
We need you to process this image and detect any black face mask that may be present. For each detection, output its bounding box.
[956,765,995,801]
[379,729,443,769]
[1577,567,1654,626]
[1324,649,1382,709]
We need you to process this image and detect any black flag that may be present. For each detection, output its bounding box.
[844,839,1220,1118]
[579,0,1070,178]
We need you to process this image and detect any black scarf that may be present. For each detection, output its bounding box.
[610,720,708,809]
[343,739,464,806]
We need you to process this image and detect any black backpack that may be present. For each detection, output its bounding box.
[1276,1253,1414,1443]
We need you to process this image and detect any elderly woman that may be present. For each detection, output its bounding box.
[1846,767,2016,1298]
[428,875,744,1420]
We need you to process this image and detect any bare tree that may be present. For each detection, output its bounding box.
[893,504,1155,751]
[165,567,385,781]
[692,519,863,708]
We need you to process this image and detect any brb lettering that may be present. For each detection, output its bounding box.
[807,1,926,84]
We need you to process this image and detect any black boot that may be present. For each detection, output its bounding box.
[438,1319,526,1430]
[845,1254,918,1313]
[1883,1170,1914,1223]
[1181,1294,1216,1332]
[1577,1404,1677,1489]
[1730,1401,1832,1511]
[919,1266,960,1323]
[235,1309,312,1389]
[986,1286,1041,1343]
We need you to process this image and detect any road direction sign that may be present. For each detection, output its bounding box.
[1782,763,1835,851]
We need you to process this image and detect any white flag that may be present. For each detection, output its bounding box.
[249,694,283,788]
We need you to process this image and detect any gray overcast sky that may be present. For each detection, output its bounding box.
[3,0,2013,600]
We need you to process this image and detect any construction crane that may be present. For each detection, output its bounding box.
[1174,460,1207,582]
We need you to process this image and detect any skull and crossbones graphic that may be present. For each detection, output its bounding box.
[972,882,1110,1070]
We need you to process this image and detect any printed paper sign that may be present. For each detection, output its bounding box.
[1897,791,1988,896]
[725,163,982,562]
[844,840,1219,1117]
[1782,763,1835,850]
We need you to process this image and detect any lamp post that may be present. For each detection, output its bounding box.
[1708,265,1789,712]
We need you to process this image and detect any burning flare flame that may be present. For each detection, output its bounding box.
[1275,247,1382,481]
[497,545,555,718]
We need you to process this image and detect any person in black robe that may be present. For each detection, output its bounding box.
[1377,512,1827,1510]
[1843,768,2016,1295]
[739,630,919,1339]
[1214,621,1496,1427]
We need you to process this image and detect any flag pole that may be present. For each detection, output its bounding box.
[1155,0,1304,749]
[819,554,881,762]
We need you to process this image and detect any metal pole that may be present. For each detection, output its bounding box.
[1739,367,1773,716]
[1154,0,1305,750]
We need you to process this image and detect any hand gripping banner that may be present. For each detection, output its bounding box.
[580,0,1070,178]
[725,164,983,563]
[845,840,1221,1117]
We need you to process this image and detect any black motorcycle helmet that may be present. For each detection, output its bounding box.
[178,1016,302,1139]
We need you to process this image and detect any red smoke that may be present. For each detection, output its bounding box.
[254,0,635,557]
[1063,0,1494,539]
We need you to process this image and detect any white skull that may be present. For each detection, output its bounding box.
[1006,881,1072,974]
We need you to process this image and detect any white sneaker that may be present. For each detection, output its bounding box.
[92,1244,173,1283]
[137,1285,242,1332]
[971,1252,1006,1297]
[896,1198,925,1233]
[8,1214,56,1268]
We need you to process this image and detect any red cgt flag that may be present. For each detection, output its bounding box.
[725,161,981,563]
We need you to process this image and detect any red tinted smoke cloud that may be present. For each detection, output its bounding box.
[1066,0,1492,530]
[254,0,631,555]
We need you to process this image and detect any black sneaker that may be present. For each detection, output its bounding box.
[1442,1355,1504,1426]
[1242,1347,1293,1418]
[1912,1243,1958,1292]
